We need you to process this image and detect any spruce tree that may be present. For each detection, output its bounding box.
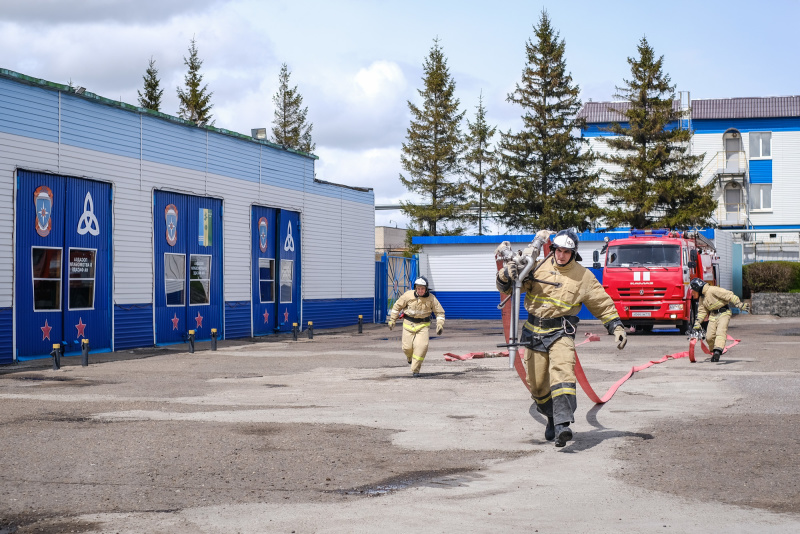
[138,57,163,112]
[271,63,315,153]
[463,92,497,235]
[492,11,600,232]
[599,37,715,229]
[400,39,466,236]
[177,37,213,125]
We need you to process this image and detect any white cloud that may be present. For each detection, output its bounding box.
[1,0,228,24]
[354,61,406,102]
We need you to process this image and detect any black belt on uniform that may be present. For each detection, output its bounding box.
[710,305,730,314]
[403,315,432,323]
[525,315,573,329]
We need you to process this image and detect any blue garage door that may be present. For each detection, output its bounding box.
[153,191,223,345]
[277,210,301,332]
[15,171,112,360]
[251,206,301,335]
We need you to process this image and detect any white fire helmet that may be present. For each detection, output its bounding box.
[552,229,582,262]
[413,277,428,288]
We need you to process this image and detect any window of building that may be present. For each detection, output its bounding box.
[189,255,212,305]
[68,248,96,310]
[750,184,772,210]
[259,258,275,303]
[32,247,62,311]
[165,253,185,306]
[749,132,772,158]
[280,260,293,303]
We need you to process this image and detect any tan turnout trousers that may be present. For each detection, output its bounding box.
[523,336,577,409]
[402,320,430,374]
[705,310,732,352]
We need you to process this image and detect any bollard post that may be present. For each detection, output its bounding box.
[211,328,218,351]
[81,339,90,367]
[307,321,313,340]
[358,315,363,334]
[292,323,298,341]
[51,343,61,370]
[188,330,195,353]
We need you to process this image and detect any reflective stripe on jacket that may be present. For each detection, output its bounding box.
[390,290,445,328]
[694,285,741,328]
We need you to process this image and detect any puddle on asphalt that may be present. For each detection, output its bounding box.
[332,468,476,497]
[2,375,101,387]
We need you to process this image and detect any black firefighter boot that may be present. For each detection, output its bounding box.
[554,423,573,448]
[711,348,723,362]
[545,417,555,441]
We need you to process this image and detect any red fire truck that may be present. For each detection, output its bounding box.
[596,229,718,333]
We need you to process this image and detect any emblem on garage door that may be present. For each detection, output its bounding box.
[34,186,53,237]
[258,217,268,253]
[165,204,178,246]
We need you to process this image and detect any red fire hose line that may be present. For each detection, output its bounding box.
[445,334,740,404]
[575,334,740,404]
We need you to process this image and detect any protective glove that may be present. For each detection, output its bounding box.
[739,302,750,313]
[493,240,513,260]
[522,229,553,259]
[614,325,627,350]
[387,318,395,330]
[497,261,519,283]
[436,323,444,335]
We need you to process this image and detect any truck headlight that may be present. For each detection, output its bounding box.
[669,304,684,311]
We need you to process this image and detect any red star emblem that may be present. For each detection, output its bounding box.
[283,308,289,323]
[75,317,87,338]
[171,313,179,330]
[263,309,270,323]
[195,311,203,328]
[41,319,52,341]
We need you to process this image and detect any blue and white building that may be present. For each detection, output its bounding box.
[0,69,375,364]
[580,94,800,263]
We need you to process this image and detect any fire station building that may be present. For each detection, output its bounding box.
[0,69,375,364]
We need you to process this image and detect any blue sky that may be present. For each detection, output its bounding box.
[2,0,797,227]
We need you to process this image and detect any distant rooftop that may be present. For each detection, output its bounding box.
[578,96,800,123]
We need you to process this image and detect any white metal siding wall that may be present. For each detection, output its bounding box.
[767,131,800,226]
[339,200,375,299]
[420,241,603,293]
[302,194,343,299]
[713,230,733,291]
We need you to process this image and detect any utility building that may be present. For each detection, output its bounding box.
[0,69,375,364]
[579,94,800,263]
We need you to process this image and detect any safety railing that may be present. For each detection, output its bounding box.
[699,150,748,186]
[717,201,748,226]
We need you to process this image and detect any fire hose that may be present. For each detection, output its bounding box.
[445,333,740,404]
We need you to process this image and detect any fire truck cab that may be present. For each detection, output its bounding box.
[597,229,718,333]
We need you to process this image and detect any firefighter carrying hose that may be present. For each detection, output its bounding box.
[388,277,445,377]
[496,229,627,447]
[690,278,749,362]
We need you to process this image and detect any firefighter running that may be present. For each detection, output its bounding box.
[690,278,749,362]
[496,229,627,447]
[388,277,445,377]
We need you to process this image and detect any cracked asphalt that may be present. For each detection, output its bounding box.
[0,314,798,533]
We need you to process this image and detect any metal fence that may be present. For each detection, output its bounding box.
[374,253,418,323]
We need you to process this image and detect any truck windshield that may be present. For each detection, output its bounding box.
[607,245,681,267]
